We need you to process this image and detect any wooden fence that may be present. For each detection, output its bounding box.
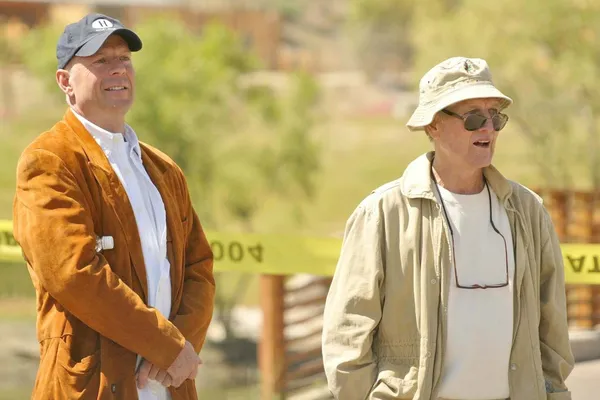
[537,189,600,328]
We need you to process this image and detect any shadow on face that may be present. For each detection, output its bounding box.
[427,97,507,170]
[56,34,135,130]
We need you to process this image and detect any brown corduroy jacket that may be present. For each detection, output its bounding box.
[13,108,215,399]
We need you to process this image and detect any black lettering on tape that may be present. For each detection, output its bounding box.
[9,233,17,247]
[229,242,243,262]
[248,243,263,263]
[211,241,224,261]
[1,231,17,247]
[567,255,586,273]
[589,255,600,273]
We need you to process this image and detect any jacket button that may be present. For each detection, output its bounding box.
[111,384,117,393]
[431,278,438,285]
[510,363,517,371]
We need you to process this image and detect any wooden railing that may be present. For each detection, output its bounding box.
[535,189,600,328]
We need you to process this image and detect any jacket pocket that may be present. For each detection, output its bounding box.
[55,338,101,399]
[369,363,418,399]
[546,391,571,400]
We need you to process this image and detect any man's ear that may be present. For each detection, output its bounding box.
[56,68,72,96]
[426,113,441,140]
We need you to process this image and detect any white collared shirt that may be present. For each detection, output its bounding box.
[72,110,172,400]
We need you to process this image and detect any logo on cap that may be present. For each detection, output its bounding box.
[464,59,476,74]
[92,19,114,30]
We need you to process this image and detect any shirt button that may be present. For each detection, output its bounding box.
[111,383,117,393]
[426,351,432,358]
[431,278,438,285]
[510,363,517,371]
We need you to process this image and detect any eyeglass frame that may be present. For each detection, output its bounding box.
[441,108,509,132]
[431,170,510,289]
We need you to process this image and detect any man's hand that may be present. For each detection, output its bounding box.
[166,340,202,388]
[136,360,172,389]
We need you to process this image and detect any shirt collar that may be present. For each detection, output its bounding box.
[400,151,513,204]
[71,108,142,161]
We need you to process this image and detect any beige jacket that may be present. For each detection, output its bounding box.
[322,152,574,400]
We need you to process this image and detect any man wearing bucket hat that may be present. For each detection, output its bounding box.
[322,57,574,400]
[13,13,215,399]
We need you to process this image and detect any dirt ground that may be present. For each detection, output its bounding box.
[0,318,260,399]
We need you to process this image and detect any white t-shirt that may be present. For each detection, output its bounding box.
[435,183,515,400]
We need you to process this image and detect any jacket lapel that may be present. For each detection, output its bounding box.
[139,146,185,317]
[64,109,149,302]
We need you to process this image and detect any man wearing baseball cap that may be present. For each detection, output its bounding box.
[13,13,215,399]
[322,57,574,399]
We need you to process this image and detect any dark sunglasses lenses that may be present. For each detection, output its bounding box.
[464,114,508,131]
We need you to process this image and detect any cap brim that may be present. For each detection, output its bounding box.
[406,83,513,132]
[75,28,142,57]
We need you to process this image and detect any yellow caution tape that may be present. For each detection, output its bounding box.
[561,244,600,285]
[206,231,340,276]
[1,220,599,284]
[0,220,21,263]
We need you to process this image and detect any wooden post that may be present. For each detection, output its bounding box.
[592,192,600,328]
[568,192,594,329]
[545,190,568,241]
[545,191,577,326]
[259,275,286,400]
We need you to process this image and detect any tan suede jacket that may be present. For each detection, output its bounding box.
[13,108,215,399]
[322,152,574,400]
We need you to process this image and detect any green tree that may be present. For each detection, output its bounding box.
[347,0,416,79]
[16,17,324,341]
[410,0,600,189]
[17,17,323,227]
[350,0,600,189]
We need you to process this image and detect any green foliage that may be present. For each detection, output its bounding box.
[269,0,303,21]
[351,0,600,189]
[348,0,416,77]
[15,17,323,230]
[0,33,20,67]
[128,18,322,229]
[17,24,64,100]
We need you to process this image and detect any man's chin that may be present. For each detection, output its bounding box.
[106,101,133,113]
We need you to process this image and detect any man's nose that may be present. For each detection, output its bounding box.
[479,116,495,132]
[109,59,127,75]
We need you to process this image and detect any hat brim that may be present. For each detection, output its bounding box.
[406,83,513,132]
[76,28,142,58]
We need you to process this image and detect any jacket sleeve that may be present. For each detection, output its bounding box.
[322,199,385,400]
[538,208,575,399]
[170,169,215,353]
[13,149,185,370]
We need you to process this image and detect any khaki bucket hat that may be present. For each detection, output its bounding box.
[406,57,512,131]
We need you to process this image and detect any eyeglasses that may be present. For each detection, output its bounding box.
[433,174,509,289]
[442,108,509,132]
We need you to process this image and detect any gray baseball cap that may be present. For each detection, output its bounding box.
[406,57,512,131]
[56,13,142,70]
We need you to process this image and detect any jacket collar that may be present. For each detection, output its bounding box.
[68,108,142,161]
[63,108,151,300]
[400,151,513,203]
